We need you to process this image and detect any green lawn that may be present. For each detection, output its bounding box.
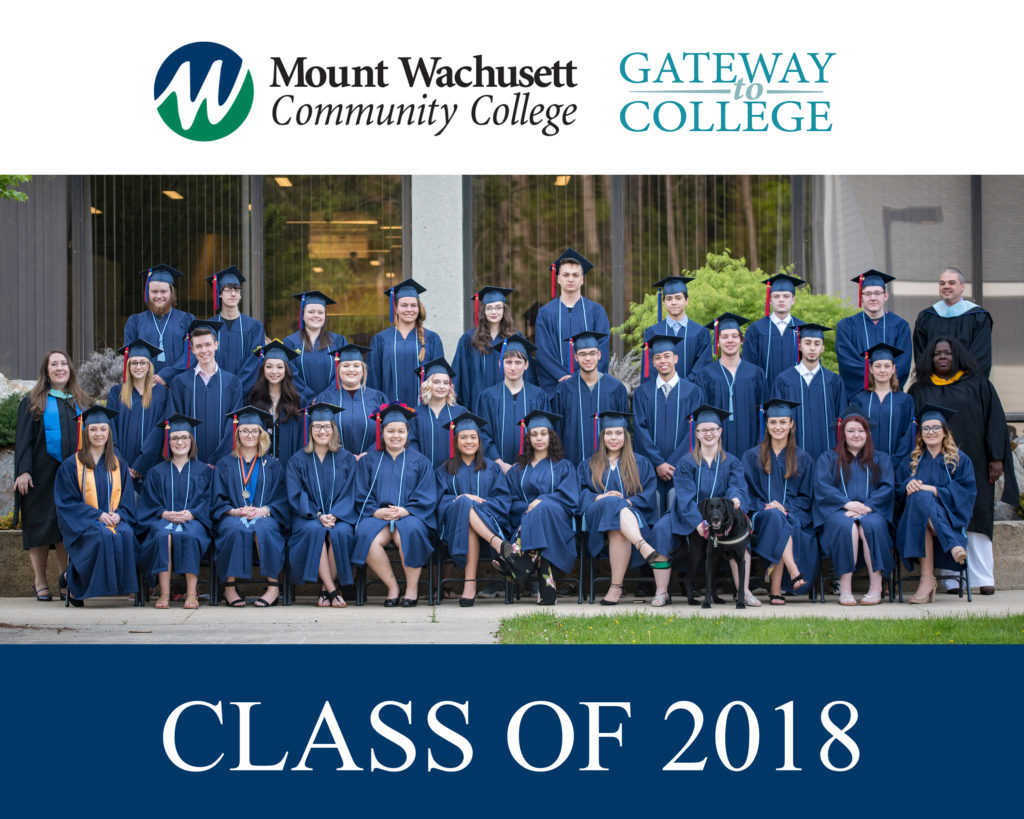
[497,612,1024,644]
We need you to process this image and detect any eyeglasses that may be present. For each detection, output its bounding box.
[921,425,943,433]
[310,423,333,433]
[168,435,191,444]
[238,428,261,437]
[696,427,720,436]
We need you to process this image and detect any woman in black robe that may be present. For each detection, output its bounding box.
[907,337,1018,594]
[14,350,92,601]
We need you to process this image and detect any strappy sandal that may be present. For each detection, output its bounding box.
[769,594,786,605]
[327,589,346,608]
[34,586,52,602]
[651,591,672,607]
[601,582,623,606]
[317,589,332,608]
[222,581,246,607]
[154,594,171,609]
[635,539,671,569]
[489,536,519,579]
[790,573,806,590]
[252,580,281,608]
[743,592,762,608]
[183,594,200,609]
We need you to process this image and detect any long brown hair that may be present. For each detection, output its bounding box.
[589,428,643,496]
[516,428,565,466]
[834,415,881,484]
[120,357,155,409]
[247,360,302,422]
[77,422,117,469]
[471,303,515,354]
[394,298,427,363]
[444,430,487,474]
[758,425,800,479]
[27,350,92,420]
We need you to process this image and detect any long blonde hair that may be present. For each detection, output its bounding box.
[420,373,457,406]
[589,428,643,496]
[907,425,960,475]
[120,358,155,408]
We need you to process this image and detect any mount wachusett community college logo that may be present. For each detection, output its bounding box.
[155,42,254,140]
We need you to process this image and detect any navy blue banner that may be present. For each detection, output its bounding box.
[3,645,1020,814]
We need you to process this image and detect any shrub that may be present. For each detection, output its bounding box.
[0,393,20,447]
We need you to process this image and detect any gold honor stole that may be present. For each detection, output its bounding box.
[76,456,122,533]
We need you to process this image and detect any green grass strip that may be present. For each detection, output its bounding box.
[498,612,1024,644]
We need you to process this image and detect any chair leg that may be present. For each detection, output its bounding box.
[964,557,972,602]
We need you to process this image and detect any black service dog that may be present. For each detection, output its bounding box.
[684,497,752,608]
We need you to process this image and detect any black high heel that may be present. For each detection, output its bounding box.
[61,573,83,608]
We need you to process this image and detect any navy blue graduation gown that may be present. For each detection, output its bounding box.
[742,445,817,593]
[813,450,894,576]
[895,450,976,572]
[169,368,243,466]
[452,330,501,411]
[849,389,915,467]
[577,454,658,564]
[771,366,847,461]
[353,448,436,568]
[533,296,610,392]
[741,316,804,388]
[694,361,766,457]
[123,308,195,383]
[137,459,212,577]
[213,313,266,395]
[267,414,302,469]
[835,311,912,397]
[314,385,391,456]
[410,402,471,469]
[632,378,704,470]
[211,454,290,580]
[283,331,348,404]
[652,453,749,555]
[474,382,550,465]
[54,453,140,600]
[641,319,712,383]
[507,457,579,573]
[552,373,629,466]
[286,448,358,586]
[105,383,170,479]
[367,327,444,406]
[435,459,512,567]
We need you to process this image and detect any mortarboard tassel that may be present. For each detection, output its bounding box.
[836,416,842,445]
[449,423,455,460]
[657,288,663,322]
[122,348,129,383]
[758,404,764,443]
[163,420,170,459]
[212,273,219,312]
[232,414,238,454]
[499,338,507,376]
[300,293,306,331]
[519,419,525,455]
[388,289,395,323]
[795,327,801,363]
[473,293,479,327]
[713,318,720,357]
[375,413,382,451]
[864,352,870,390]
[185,332,191,368]
[593,414,599,451]
[144,268,152,303]
[334,353,340,390]
[568,338,575,374]
[76,416,82,451]
[550,262,557,300]
[688,415,694,450]
[912,417,917,441]
[858,273,864,308]
[303,408,309,446]
[643,342,650,379]
[764,281,771,317]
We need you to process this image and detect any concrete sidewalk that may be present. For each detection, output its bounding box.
[2,588,1023,644]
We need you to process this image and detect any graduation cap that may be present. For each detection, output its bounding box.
[184,318,224,367]
[443,410,489,458]
[415,357,456,384]
[116,338,163,382]
[551,248,594,298]
[207,265,245,312]
[517,408,561,455]
[370,402,417,450]
[325,342,371,389]
[918,403,957,427]
[851,269,895,307]
[256,339,301,364]
[564,330,607,373]
[796,322,831,340]
[76,405,119,450]
[860,342,904,389]
[704,312,751,356]
[293,290,337,331]
[641,333,679,379]
[158,413,201,458]
[139,264,184,303]
[384,278,427,322]
[838,404,877,430]
[757,398,801,442]
[493,333,537,376]
[691,404,730,428]
[301,401,343,447]
[472,286,514,327]
[762,273,806,316]
[593,409,633,449]
[653,276,695,321]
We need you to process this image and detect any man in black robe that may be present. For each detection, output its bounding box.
[912,267,992,377]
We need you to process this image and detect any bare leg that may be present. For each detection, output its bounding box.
[860,529,882,599]
[838,523,858,603]
[365,529,400,600]
[155,535,172,607]
[769,536,797,596]
[392,530,421,601]
[463,529,479,599]
[909,523,937,603]
[28,546,50,592]
[728,551,758,605]
[224,575,243,605]
[605,531,630,603]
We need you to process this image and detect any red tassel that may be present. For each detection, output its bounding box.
[212,273,219,312]
[185,333,191,368]
[795,327,801,363]
[232,414,238,453]
[688,415,694,450]
[519,420,525,455]
[643,343,650,379]
[863,352,870,390]
[122,348,129,383]
[449,423,455,459]
[593,415,599,451]
[334,353,340,390]
[163,421,170,459]
[473,294,479,327]
[375,415,382,451]
[713,319,720,357]
[303,408,309,446]
[858,273,864,308]
[764,281,771,317]
[568,338,575,374]
[550,262,557,299]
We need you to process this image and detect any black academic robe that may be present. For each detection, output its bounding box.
[913,304,993,378]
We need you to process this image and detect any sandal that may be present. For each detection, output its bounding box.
[743,592,762,608]
[769,594,786,605]
[601,582,623,606]
[489,537,519,579]
[222,581,246,607]
[317,589,332,608]
[252,581,281,608]
[858,593,881,606]
[154,594,171,609]
[651,591,672,607]
[790,573,806,590]
[183,594,200,610]
[635,539,671,569]
[838,594,857,606]
[328,589,346,608]
[34,586,52,602]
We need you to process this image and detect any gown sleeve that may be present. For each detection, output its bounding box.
[812,451,848,527]
[400,452,437,529]
[14,396,37,477]
[631,455,660,522]
[533,304,566,387]
[670,457,702,533]
[263,458,291,530]
[865,452,895,521]
[286,453,314,520]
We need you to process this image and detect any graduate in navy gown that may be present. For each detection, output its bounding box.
[533,248,610,392]
[122,264,195,385]
[552,331,629,466]
[107,339,169,486]
[848,342,915,467]
[283,290,347,404]
[212,406,291,607]
[247,340,303,466]
[368,278,444,405]
[741,273,805,387]
[577,411,662,605]
[694,313,766,458]
[452,286,522,411]
[651,405,756,607]
[835,270,912,398]
[206,265,266,396]
[353,403,436,606]
[770,323,846,460]
[641,275,712,383]
[474,334,550,470]
[632,333,705,513]
[169,320,243,466]
[54,406,140,605]
[286,402,357,608]
[137,414,211,609]
[813,409,895,606]
[894,405,976,603]
[504,410,579,604]
[409,357,472,468]
[435,412,514,606]
[742,399,816,602]
[313,343,389,459]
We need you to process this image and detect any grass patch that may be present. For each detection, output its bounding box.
[497,612,1024,644]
